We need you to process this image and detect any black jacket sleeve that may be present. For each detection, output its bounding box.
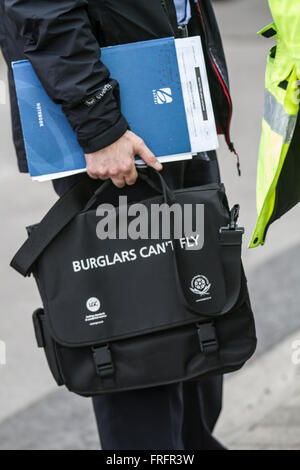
[5,0,129,153]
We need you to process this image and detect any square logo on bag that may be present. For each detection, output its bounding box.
[152,88,173,104]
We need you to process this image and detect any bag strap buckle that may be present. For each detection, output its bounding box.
[219,205,244,245]
[178,24,188,38]
[92,345,114,378]
[221,204,242,232]
[197,322,219,355]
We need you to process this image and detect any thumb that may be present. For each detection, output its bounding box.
[136,141,163,171]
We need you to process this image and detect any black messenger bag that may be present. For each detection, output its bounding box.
[11,171,256,396]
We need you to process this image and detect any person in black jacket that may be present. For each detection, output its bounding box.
[1,0,233,450]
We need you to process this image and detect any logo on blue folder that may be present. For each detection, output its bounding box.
[12,37,197,180]
[36,102,44,128]
[152,88,173,104]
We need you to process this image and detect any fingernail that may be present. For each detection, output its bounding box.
[154,161,163,171]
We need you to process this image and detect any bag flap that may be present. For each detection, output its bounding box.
[32,185,243,347]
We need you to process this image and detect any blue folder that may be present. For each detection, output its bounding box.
[12,37,192,181]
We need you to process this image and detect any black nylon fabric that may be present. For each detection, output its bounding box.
[33,185,232,347]
[56,290,256,397]
[31,267,256,396]
[1,0,231,171]
[12,174,256,395]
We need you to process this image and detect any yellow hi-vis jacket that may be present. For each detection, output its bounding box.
[249,0,300,248]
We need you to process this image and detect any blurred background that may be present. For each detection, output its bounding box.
[0,0,300,450]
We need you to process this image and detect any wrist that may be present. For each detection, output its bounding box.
[79,115,130,154]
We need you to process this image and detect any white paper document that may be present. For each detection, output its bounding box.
[175,36,219,154]
[13,36,218,181]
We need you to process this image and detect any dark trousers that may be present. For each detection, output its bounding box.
[52,152,224,450]
[92,376,224,450]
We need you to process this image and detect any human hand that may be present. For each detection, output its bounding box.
[85,130,163,188]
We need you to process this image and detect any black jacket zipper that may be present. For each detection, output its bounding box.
[162,0,240,175]
[194,0,241,175]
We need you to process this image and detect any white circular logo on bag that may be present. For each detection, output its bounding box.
[86,297,101,312]
[190,275,212,302]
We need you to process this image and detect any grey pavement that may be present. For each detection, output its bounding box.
[0,0,300,450]
[0,388,100,450]
[230,383,300,450]
[215,329,300,450]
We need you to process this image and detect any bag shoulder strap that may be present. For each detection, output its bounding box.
[10,175,101,277]
[173,205,245,317]
[10,170,163,277]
